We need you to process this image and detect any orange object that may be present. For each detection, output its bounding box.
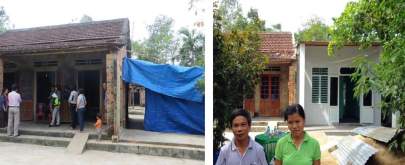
[95,118,102,128]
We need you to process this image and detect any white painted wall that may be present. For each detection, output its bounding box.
[298,44,381,125]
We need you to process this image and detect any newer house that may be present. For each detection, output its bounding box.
[296,41,388,126]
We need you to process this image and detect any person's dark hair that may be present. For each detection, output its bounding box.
[229,109,252,127]
[11,84,17,91]
[284,104,305,121]
[78,88,84,95]
[1,88,8,95]
[96,113,102,119]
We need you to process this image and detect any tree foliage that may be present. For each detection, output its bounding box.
[214,0,267,151]
[79,14,93,23]
[329,0,405,153]
[294,15,330,42]
[178,28,205,67]
[0,6,9,33]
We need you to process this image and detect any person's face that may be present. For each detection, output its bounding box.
[287,113,305,137]
[231,116,250,141]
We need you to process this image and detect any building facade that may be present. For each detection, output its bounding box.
[244,32,297,117]
[0,18,130,136]
[297,41,383,126]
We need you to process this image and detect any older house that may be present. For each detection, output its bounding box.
[0,18,130,135]
[244,32,297,117]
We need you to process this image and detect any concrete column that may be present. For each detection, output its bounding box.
[105,52,116,136]
[114,46,126,138]
[288,61,297,105]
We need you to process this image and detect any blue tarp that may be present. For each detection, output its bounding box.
[122,58,204,134]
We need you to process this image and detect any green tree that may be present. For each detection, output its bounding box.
[294,15,330,42]
[79,14,93,23]
[136,15,177,64]
[328,0,405,153]
[0,6,9,33]
[178,28,204,67]
[214,0,267,151]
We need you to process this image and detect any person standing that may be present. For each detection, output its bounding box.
[7,84,22,137]
[68,87,78,129]
[49,92,61,127]
[0,88,9,128]
[216,109,268,165]
[76,88,87,132]
[274,104,321,165]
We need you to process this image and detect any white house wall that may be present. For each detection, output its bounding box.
[300,44,381,125]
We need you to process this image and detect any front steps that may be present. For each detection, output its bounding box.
[0,127,204,160]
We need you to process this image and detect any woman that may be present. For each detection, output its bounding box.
[0,88,9,128]
[76,88,87,132]
[275,104,321,165]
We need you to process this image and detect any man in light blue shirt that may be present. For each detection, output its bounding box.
[216,109,268,165]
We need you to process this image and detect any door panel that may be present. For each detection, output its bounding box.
[259,74,280,117]
[360,91,374,123]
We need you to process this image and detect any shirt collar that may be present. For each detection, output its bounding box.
[231,136,254,151]
[287,131,309,143]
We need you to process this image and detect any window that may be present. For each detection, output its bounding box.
[330,77,338,106]
[264,66,281,72]
[363,91,372,106]
[271,76,279,100]
[312,68,328,103]
[340,67,356,74]
[75,59,102,65]
[4,62,17,69]
[260,75,269,99]
[33,61,58,67]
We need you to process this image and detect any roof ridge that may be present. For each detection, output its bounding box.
[3,18,129,33]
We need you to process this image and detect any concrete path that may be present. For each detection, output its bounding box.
[120,129,204,149]
[0,142,204,165]
[66,132,89,154]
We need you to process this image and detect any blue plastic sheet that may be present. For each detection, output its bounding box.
[122,58,204,134]
[144,89,204,134]
[122,58,204,103]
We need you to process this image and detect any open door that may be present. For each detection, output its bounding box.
[339,76,360,123]
[78,70,100,122]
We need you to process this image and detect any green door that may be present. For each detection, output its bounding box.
[339,76,360,123]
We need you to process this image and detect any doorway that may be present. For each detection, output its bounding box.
[4,72,17,90]
[36,72,56,122]
[259,74,281,116]
[78,70,100,122]
[339,76,360,123]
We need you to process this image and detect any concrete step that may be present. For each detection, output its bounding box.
[66,132,89,154]
[251,126,267,132]
[0,128,109,140]
[0,132,204,160]
[252,121,268,126]
[86,139,204,160]
[0,133,70,147]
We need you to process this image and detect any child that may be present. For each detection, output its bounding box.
[94,113,102,141]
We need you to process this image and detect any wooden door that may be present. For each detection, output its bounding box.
[259,74,281,116]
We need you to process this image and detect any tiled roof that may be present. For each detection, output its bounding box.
[258,32,295,60]
[0,18,130,55]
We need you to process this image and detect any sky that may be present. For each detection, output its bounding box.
[239,0,354,33]
[0,0,207,41]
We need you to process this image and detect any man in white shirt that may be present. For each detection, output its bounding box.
[68,86,78,129]
[76,88,87,132]
[7,84,22,137]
